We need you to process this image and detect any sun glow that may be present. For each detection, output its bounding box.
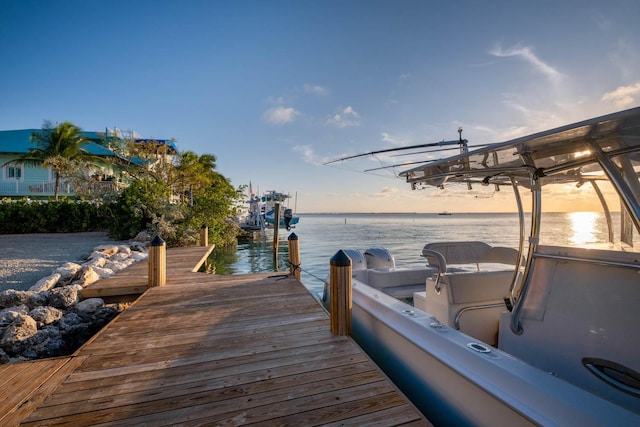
[568,211,600,245]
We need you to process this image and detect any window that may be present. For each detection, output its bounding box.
[5,165,22,180]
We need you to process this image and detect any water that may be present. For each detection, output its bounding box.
[207,211,639,298]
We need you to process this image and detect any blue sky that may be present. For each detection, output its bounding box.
[2,0,639,212]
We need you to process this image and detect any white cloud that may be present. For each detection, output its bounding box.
[601,82,640,108]
[326,105,361,128]
[293,144,323,165]
[262,106,299,125]
[381,132,412,147]
[303,84,328,95]
[371,186,399,198]
[489,44,564,84]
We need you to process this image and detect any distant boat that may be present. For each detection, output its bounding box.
[261,190,300,230]
[438,211,452,215]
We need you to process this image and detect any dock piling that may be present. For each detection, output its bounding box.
[330,250,352,335]
[200,224,208,246]
[273,202,281,270]
[148,235,166,287]
[288,233,301,280]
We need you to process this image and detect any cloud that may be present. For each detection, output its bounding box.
[381,132,409,147]
[262,106,300,125]
[293,144,323,165]
[371,187,399,198]
[303,84,328,95]
[601,82,640,108]
[326,105,360,128]
[489,44,564,84]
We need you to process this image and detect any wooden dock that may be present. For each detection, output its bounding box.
[1,246,430,426]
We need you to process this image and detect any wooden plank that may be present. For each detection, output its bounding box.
[0,357,87,427]
[4,246,431,426]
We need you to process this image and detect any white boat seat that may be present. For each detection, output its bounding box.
[422,241,519,272]
[416,242,518,346]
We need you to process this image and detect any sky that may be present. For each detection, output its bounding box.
[1,0,639,213]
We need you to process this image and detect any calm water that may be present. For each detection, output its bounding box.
[207,211,636,298]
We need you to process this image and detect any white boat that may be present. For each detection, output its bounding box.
[260,190,300,230]
[238,194,264,231]
[323,107,640,425]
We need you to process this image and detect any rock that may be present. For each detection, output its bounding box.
[29,306,63,328]
[29,273,62,293]
[70,266,100,288]
[117,245,132,256]
[29,326,65,358]
[93,245,119,256]
[105,259,131,273]
[133,231,153,242]
[91,266,115,279]
[27,291,50,308]
[0,314,37,354]
[48,286,81,310]
[129,251,148,261]
[0,238,146,364]
[0,289,30,308]
[0,305,29,327]
[74,298,104,314]
[83,255,107,268]
[54,262,82,284]
[111,252,130,262]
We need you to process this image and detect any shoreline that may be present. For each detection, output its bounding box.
[0,232,124,292]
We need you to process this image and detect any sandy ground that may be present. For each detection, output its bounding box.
[0,232,123,292]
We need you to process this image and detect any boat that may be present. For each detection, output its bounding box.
[438,211,452,215]
[260,190,300,231]
[323,107,640,425]
[238,194,264,232]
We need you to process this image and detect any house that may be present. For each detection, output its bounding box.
[0,129,178,198]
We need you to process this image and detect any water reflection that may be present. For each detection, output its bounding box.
[206,234,290,275]
[568,211,600,246]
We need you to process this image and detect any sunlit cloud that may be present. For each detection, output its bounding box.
[371,186,399,198]
[262,106,300,125]
[293,144,326,165]
[489,44,564,84]
[303,84,328,95]
[327,105,360,128]
[381,132,411,147]
[602,82,640,108]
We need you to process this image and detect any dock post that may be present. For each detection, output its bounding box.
[200,224,208,246]
[288,233,301,280]
[273,202,280,270]
[330,250,352,335]
[148,235,166,287]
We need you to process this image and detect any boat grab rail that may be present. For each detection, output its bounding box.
[454,302,506,331]
[532,252,640,270]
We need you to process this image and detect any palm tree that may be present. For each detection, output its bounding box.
[23,121,91,200]
[174,151,219,205]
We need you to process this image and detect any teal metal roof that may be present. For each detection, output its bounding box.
[0,129,39,154]
[0,129,177,156]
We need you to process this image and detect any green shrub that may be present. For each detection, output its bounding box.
[0,198,109,234]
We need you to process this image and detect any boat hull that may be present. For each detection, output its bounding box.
[350,280,640,426]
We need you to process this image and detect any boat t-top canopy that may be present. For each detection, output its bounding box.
[401,107,640,189]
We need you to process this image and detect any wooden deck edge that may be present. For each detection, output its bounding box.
[0,356,88,427]
[345,335,433,425]
[188,244,215,273]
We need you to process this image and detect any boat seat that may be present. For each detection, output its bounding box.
[415,242,518,346]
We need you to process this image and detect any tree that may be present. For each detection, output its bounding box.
[23,121,93,200]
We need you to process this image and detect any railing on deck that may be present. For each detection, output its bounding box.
[0,180,126,197]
